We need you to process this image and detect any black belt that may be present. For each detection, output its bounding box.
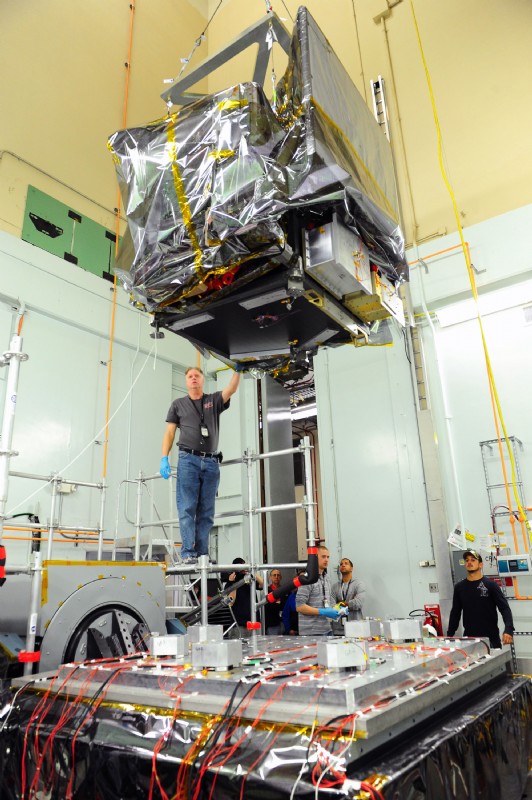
[179,446,222,462]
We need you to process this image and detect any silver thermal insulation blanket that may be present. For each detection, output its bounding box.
[108,7,406,314]
[0,644,529,799]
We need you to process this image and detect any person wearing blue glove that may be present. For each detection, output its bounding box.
[318,607,341,620]
[296,545,338,636]
[160,365,240,565]
[160,456,172,480]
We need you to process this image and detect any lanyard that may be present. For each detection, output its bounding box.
[320,574,327,605]
[341,580,352,603]
[189,395,205,424]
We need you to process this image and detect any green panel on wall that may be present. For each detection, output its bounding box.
[21,186,120,280]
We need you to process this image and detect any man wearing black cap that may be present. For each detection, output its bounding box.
[447,549,514,648]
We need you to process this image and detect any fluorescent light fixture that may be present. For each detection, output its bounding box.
[436,281,532,328]
[238,289,289,310]
[171,312,214,330]
[291,403,317,420]
[230,347,290,360]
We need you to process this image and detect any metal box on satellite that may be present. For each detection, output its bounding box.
[305,215,372,300]
[344,618,383,638]
[317,638,369,670]
[382,618,423,642]
[191,639,243,670]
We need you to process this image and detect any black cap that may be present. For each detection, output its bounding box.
[463,549,482,562]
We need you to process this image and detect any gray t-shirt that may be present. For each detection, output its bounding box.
[296,572,334,636]
[166,391,228,452]
[332,577,364,619]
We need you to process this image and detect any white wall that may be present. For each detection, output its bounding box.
[0,233,255,566]
[312,203,532,650]
[410,204,532,542]
[314,329,435,619]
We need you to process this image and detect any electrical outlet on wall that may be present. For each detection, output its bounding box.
[429,583,439,593]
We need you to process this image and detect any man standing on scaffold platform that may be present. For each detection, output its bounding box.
[160,366,240,564]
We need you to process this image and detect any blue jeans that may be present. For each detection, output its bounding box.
[176,451,220,559]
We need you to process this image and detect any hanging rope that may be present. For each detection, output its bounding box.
[409,0,531,546]
[102,0,136,482]
[162,0,224,92]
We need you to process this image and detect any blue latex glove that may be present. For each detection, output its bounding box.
[318,607,341,620]
[160,456,171,479]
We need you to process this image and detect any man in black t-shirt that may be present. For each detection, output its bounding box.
[447,549,514,648]
[160,366,240,564]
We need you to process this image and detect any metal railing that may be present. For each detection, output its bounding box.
[155,436,318,638]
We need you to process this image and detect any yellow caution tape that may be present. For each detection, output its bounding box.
[218,99,248,111]
[166,115,203,276]
[107,139,120,167]
[208,149,236,160]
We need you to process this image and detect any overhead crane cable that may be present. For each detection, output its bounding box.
[350,0,367,103]
[164,0,224,90]
[278,0,294,22]
[103,0,136,482]
[409,0,531,546]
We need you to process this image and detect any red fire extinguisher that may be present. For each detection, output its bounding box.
[424,604,443,636]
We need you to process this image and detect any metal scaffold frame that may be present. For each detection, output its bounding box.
[0,314,316,660]
[126,436,317,638]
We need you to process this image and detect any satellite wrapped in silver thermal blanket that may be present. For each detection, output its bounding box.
[108,6,406,318]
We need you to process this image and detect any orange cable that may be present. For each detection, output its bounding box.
[3,536,114,544]
[408,242,464,266]
[487,379,531,599]
[411,234,530,574]
[102,0,136,480]
[410,0,531,553]
[4,526,103,535]
[408,242,474,269]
